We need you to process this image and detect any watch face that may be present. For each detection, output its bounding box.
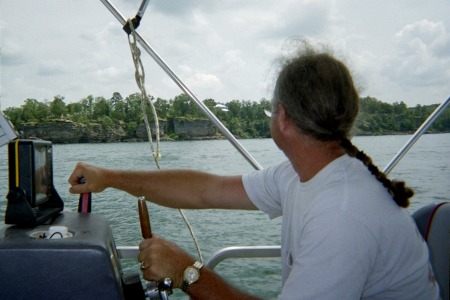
[184,266,200,283]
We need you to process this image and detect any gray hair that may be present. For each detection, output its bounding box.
[273,43,359,141]
[273,42,413,207]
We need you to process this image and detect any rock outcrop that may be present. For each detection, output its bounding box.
[19,120,87,143]
[18,120,128,143]
[173,118,217,139]
[17,118,219,143]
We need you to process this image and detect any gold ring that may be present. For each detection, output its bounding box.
[140,261,147,270]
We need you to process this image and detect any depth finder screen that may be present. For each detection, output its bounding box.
[34,145,49,205]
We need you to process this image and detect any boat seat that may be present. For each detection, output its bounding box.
[412,202,449,300]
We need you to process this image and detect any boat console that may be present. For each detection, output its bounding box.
[0,212,126,299]
[0,139,166,300]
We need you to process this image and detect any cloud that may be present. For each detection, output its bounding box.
[1,0,449,109]
[396,19,447,47]
[270,0,333,38]
[94,66,123,81]
[387,20,450,87]
[1,48,27,67]
[179,64,222,91]
[0,26,28,67]
[147,0,196,16]
[224,49,246,70]
[37,61,68,76]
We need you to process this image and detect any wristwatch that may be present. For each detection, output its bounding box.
[181,261,203,294]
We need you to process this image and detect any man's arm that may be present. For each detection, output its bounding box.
[138,236,260,300]
[187,265,260,300]
[68,162,257,210]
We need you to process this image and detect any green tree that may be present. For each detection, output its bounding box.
[67,102,86,122]
[97,115,114,130]
[203,98,217,111]
[93,97,112,120]
[110,92,123,107]
[227,117,248,138]
[170,94,202,118]
[21,98,50,122]
[429,104,449,132]
[3,107,24,127]
[126,121,138,136]
[111,101,127,122]
[67,102,83,114]
[154,98,171,119]
[170,94,190,117]
[49,95,68,119]
[3,93,449,142]
[80,95,95,120]
[124,93,143,123]
[392,101,408,115]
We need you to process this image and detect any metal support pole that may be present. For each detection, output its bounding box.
[136,0,150,18]
[99,0,263,170]
[383,96,450,175]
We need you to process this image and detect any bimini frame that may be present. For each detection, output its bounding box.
[99,0,263,171]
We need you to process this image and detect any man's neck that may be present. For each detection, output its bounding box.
[285,137,345,182]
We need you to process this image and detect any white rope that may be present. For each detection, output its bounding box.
[127,22,160,166]
[127,20,203,263]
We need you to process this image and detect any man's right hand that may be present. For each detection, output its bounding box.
[68,162,108,194]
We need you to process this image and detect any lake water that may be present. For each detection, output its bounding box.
[0,134,449,299]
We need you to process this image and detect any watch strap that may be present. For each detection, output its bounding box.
[193,261,203,270]
[181,280,190,293]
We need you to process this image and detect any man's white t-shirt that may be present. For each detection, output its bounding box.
[242,155,439,299]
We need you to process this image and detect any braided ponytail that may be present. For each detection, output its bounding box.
[340,137,414,207]
[274,40,413,208]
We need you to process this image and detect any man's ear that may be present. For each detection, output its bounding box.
[277,105,290,132]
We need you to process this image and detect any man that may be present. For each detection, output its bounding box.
[69,43,439,299]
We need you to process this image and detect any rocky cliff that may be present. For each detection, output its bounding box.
[18,118,219,143]
[18,120,128,143]
[172,117,218,139]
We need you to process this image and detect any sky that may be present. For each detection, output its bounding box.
[1,0,449,110]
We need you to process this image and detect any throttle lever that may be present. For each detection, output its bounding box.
[137,197,173,299]
[138,197,152,238]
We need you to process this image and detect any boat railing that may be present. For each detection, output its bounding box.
[383,96,450,174]
[205,245,281,269]
[116,246,140,259]
[116,245,282,269]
